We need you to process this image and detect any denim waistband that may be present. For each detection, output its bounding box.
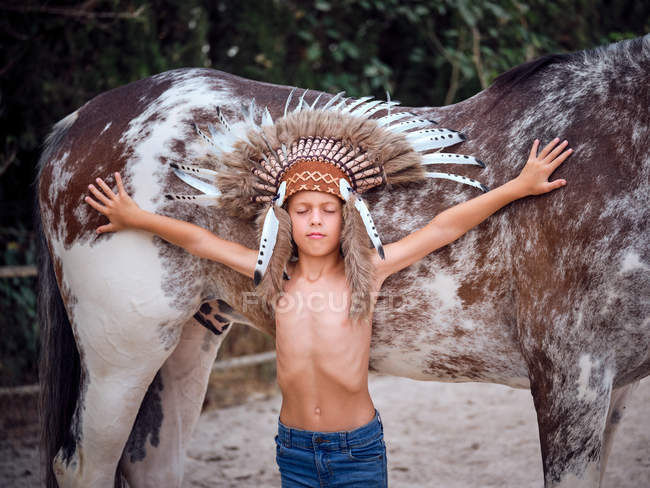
[277,409,383,451]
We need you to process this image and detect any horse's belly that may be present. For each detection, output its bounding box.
[370,266,529,388]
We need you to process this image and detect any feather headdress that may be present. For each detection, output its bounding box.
[166,91,488,323]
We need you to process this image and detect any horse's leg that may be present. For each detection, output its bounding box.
[599,380,640,483]
[52,335,181,487]
[49,273,188,488]
[528,352,615,488]
[120,299,240,487]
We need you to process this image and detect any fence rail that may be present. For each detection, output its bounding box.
[0,265,37,278]
[0,350,276,397]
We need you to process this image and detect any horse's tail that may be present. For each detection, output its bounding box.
[36,196,80,488]
[36,111,126,488]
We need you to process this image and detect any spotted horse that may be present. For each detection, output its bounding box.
[38,35,649,487]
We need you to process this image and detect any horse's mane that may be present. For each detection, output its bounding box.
[486,35,649,111]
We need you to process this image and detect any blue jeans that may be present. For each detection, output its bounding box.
[275,409,387,487]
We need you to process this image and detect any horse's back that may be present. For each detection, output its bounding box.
[459,35,650,387]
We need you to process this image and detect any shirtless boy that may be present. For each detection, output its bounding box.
[86,134,572,487]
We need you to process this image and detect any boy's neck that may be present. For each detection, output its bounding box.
[293,249,345,283]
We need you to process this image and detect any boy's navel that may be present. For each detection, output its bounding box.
[314,406,321,416]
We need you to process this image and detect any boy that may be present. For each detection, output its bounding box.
[86,112,571,486]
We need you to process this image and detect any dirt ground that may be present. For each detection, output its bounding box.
[183,375,649,488]
[2,375,648,487]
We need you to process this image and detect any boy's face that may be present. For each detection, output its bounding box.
[287,190,343,257]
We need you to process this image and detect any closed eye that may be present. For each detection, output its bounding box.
[296,210,337,214]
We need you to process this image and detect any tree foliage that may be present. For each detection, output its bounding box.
[0,0,647,385]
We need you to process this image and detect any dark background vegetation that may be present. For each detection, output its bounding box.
[0,0,648,387]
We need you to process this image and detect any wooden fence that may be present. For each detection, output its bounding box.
[0,265,37,278]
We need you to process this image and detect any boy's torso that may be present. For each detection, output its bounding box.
[275,261,384,432]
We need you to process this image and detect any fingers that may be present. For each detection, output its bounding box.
[95,177,116,198]
[84,195,107,214]
[546,179,567,192]
[115,172,126,195]
[88,184,111,206]
[544,140,569,163]
[548,148,573,171]
[529,139,540,160]
[96,223,115,234]
[538,138,561,159]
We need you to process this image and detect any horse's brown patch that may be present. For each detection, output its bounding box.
[39,74,176,248]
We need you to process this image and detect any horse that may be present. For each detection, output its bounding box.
[37,34,649,487]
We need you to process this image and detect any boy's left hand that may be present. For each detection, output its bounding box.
[516,138,573,196]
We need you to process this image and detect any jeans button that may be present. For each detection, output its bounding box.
[315,437,324,443]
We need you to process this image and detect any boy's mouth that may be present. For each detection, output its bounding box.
[307,232,325,238]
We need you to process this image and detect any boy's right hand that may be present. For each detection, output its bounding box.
[85,172,141,234]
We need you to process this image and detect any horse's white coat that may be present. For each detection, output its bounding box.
[120,71,235,214]
[576,354,614,403]
[620,250,647,274]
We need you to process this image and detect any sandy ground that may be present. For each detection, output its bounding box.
[2,375,648,487]
[183,375,649,488]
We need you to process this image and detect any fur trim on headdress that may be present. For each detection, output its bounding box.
[341,194,375,323]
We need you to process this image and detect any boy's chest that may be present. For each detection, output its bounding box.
[275,278,372,363]
[276,276,352,332]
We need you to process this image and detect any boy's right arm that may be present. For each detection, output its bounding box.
[85,172,258,279]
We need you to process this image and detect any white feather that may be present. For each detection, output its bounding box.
[409,132,466,151]
[262,107,273,126]
[425,171,489,192]
[321,91,345,110]
[170,163,219,177]
[386,119,433,133]
[339,178,385,259]
[348,99,384,116]
[421,153,485,167]
[194,123,220,152]
[248,98,257,125]
[360,101,400,118]
[164,194,220,206]
[284,87,297,117]
[310,93,324,109]
[294,89,308,112]
[333,97,350,111]
[216,107,231,131]
[375,111,413,127]
[172,168,220,195]
[254,206,280,285]
[340,96,373,113]
[353,197,385,259]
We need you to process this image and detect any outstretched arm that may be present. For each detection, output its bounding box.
[85,172,258,279]
[373,138,573,282]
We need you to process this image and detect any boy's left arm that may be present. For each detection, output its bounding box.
[374,138,573,282]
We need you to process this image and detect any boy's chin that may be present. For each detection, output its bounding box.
[297,242,341,257]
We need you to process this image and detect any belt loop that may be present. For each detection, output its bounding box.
[281,424,290,448]
[340,431,348,450]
